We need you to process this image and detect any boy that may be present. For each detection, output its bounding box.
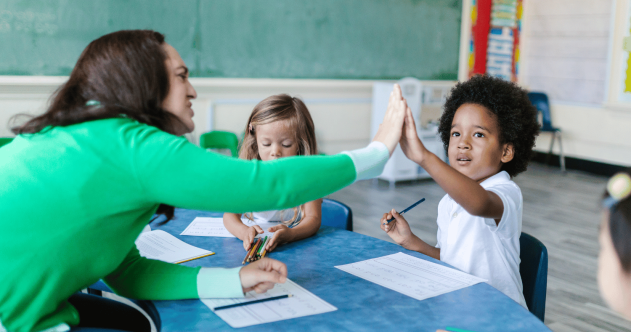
[380,75,539,307]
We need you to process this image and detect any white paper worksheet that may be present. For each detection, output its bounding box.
[180,217,235,237]
[201,279,337,328]
[180,217,278,239]
[135,230,214,264]
[336,252,486,302]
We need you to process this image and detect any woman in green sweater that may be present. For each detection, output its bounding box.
[0,30,408,332]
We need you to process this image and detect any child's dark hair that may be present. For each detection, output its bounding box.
[438,75,540,177]
[604,169,631,273]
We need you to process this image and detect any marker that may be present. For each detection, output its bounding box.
[212,294,292,311]
[384,198,426,224]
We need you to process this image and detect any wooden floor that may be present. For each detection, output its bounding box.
[328,163,631,331]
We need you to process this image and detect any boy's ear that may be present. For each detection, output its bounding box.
[501,143,515,163]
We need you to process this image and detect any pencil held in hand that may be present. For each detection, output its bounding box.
[242,236,270,264]
[385,198,425,224]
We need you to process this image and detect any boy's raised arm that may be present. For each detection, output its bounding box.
[399,108,505,223]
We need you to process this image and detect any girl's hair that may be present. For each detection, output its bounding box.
[11,29,185,223]
[604,168,631,273]
[240,94,317,225]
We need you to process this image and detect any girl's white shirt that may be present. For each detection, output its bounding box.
[241,208,302,228]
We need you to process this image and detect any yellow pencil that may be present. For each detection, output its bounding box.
[175,252,215,264]
[242,238,261,265]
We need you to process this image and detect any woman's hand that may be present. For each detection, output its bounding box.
[380,209,414,248]
[239,258,287,294]
[372,84,408,156]
[265,225,292,252]
[399,102,428,165]
[243,225,264,251]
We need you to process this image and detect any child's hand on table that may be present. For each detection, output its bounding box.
[243,225,264,251]
[264,224,291,252]
[380,209,414,247]
[239,258,287,294]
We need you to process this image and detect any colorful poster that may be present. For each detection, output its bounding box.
[468,0,522,82]
[618,0,631,102]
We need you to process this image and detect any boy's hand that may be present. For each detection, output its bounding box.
[239,258,287,294]
[373,84,408,156]
[243,225,264,251]
[265,225,291,252]
[399,104,428,165]
[380,209,414,248]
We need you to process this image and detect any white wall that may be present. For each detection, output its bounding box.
[0,77,453,155]
[519,0,631,166]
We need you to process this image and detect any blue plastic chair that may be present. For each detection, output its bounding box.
[520,232,548,322]
[321,198,353,231]
[527,92,565,172]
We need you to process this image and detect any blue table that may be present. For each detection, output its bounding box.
[148,209,549,332]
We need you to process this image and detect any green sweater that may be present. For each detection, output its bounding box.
[0,118,387,332]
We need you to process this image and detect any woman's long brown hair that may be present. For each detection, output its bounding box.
[11,30,186,222]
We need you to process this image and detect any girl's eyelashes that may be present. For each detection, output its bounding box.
[473,132,485,138]
[451,131,460,137]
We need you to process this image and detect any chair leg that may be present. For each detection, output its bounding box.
[557,131,566,172]
[545,132,555,166]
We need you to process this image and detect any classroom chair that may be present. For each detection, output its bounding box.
[199,131,239,157]
[85,280,161,332]
[527,92,565,172]
[519,232,548,322]
[321,198,353,231]
[0,137,13,148]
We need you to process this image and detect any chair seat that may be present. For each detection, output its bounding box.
[540,125,560,132]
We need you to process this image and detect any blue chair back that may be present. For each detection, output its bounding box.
[527,92,555,132]
[519,232,548,322]
[321,198,353,231]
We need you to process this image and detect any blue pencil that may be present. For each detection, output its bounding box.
[384,198,425,224]
[213,294,292,311]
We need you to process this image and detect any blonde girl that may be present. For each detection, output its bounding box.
[224,94,322,253]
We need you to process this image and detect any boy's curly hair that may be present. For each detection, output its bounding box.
[438,75,540,177]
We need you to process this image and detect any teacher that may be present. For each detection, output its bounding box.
[0,30,407,332]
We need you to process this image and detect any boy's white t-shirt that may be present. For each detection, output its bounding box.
[435,171,527,308]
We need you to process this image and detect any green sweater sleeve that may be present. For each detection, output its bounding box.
[103,246,201,300]
[123,122,357,212]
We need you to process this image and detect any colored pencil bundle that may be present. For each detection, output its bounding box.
[241,236,269,264]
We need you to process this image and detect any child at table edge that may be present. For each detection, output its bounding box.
[380,75,539,308]
[598,170,631,320]
[223,94,323,253]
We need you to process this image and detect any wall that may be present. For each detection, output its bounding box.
[519,0,630,166]
[0,77,454,155]
[456,0,631,167]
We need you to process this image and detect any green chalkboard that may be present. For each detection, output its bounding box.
[0,0,462,79]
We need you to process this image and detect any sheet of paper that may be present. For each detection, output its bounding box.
[180,217,278,239]
[336,252,486,302]
[180,217,235,237]
[135,230,214,264]
[201,279,336,328]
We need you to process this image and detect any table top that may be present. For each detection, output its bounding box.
[149,209,549,332]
